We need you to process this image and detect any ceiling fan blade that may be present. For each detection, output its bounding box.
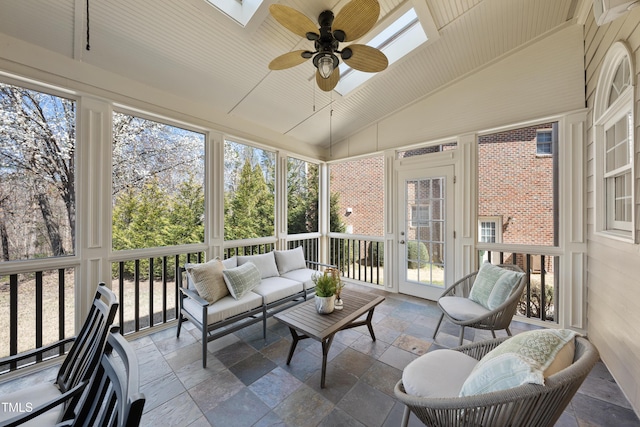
[332,0,380,42]
[269,4,319,39]
[269,51,311,70]
[343,44,388,72]
[316,68,340,92]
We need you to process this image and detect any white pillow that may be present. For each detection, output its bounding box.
[237,252,279,279]
[274,247,307,274]
[223,262,262,300]
[459,329,577,396]
[185,258,229,304]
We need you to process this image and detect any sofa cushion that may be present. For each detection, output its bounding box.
[185,258,229,304]
[182,291,263,325]
[438,296,490,321]
[459,329,577,396]
[281,268,317,292]
[222,256,237,269]
[238,252,280,279]
[251,276,304,305]
[403,349,479,398]
[223,262,262,300]
[274,246,307,274]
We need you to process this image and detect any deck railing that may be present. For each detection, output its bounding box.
[329,235,384,285]
[0,265,76,372]
[0,238,559,375]
[111,250,203,335]
[479,248,559,323]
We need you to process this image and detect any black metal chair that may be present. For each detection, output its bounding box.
[58,327,146,427]
[0,283,119,426]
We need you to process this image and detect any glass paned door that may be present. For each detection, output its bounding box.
[398,166,454,300]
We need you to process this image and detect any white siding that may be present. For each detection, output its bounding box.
[585,7,640,414]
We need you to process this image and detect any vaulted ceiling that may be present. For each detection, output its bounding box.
[0,0,583,148]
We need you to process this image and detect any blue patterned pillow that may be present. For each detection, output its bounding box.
[222,262,261,300]
[468,263,505,307]
[459,329,577,396]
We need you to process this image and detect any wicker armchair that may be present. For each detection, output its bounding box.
[433,263,526,345]
[394,336,599,427]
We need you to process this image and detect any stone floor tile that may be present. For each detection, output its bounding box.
[392,333,432,356]
[338,381,396,427]
[204,387,270,427]
[248,366,303,408]
[360,360,403,397]
[140,391,203,427]
[212,340,257,368]
[187,369,245,414]
[378,344,418,371]
[140,371,186,413]
[570,393,640,427]
[317,407,366,427]
[228,352,277,386]
[305,365,360,404]
[273,384,334,427]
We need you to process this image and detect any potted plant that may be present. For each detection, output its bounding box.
[313,270,339,314]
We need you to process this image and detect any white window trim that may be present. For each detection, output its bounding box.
[478,216,503,243]
[593,41,635,242]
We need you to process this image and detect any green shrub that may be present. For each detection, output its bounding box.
[407,241,429,269]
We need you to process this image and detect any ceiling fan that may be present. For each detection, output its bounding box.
[268,0,389,92]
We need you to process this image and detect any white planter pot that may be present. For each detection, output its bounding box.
[314,294,335,314]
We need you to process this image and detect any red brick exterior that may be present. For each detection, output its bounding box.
[478,123,556,247]
[330,156,385,236]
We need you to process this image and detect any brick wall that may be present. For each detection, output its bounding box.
[330,156,384,236]
[478,122,556,246]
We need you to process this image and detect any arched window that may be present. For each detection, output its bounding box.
[594,42,635,240]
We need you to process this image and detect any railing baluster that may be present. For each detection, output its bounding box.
[35,271,43,362]
[58,268,65,355]
[9,274,18,370]
[162,256,168,324]
[149,257,154,328]
[540,255,546,321]
[118,262,125,331]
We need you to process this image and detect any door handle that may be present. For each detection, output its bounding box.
[399,240,405,244]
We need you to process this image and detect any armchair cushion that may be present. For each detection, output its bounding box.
[185,258,229,304]
[223,262,262,300]
[238,252,279,279]
[459,329,577,396]
[274,246,307,274]
[438,296,490,321]
[403,350,478,398]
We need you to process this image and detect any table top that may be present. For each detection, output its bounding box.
[273,289,385,341]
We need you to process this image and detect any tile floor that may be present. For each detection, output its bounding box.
[1,284,639,426]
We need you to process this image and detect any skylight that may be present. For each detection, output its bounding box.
[335,7,428,95]
[204,0,269,29]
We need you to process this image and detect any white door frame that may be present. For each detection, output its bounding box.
[396,165,455,300]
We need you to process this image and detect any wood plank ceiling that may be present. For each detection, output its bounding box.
[0,0,580,148]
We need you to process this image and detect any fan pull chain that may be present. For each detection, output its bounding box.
[86,0,91,51]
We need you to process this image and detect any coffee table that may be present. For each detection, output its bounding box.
[274,289,385,388]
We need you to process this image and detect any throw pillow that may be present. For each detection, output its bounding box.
[274,246,307,274]
[185,258,229,304]
[459,329,577,396]
[468,262,506,308]
[237,252,280,279]
[223,262,262,300]
[486,269,525,310]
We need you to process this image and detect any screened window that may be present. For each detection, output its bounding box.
[112,112,205,250]
[478,123,558,246]
[329,156,384,236]
[0,82,76,261]
[224,140,275,240]
[287,157,319,234]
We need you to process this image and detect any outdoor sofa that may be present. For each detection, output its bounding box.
[176,246,331,367]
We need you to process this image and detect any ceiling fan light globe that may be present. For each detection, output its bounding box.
[318,55,335,79]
